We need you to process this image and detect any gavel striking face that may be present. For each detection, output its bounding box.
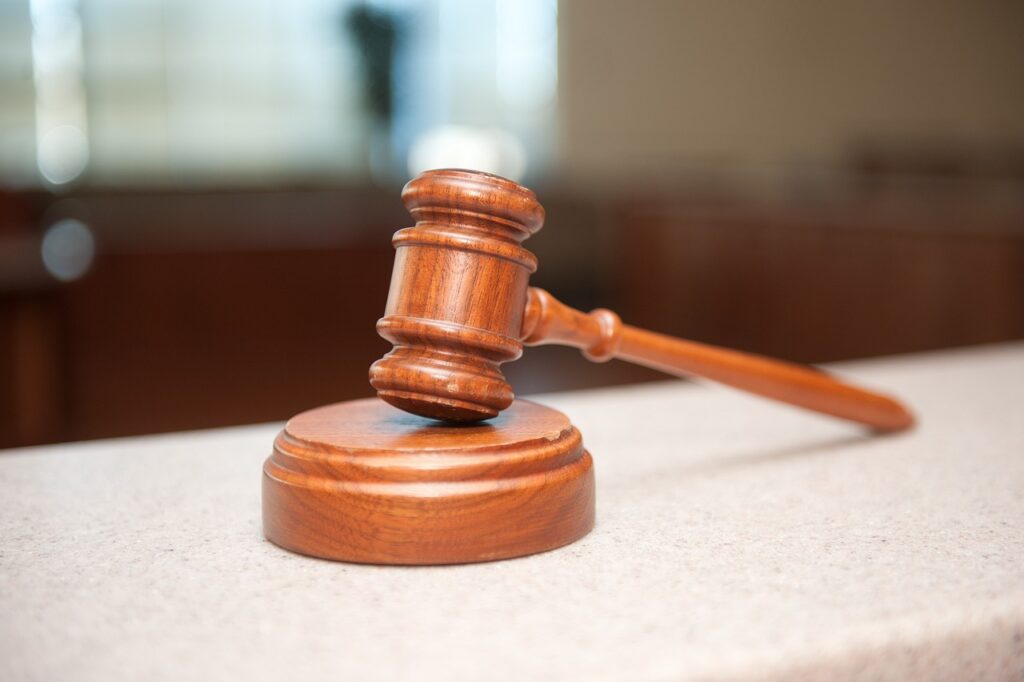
[369,169,915,432]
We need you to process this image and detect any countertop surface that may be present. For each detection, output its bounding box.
[2,343,1023,681]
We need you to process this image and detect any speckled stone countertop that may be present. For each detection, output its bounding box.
[2,343,1023,682]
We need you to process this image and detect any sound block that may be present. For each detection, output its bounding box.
[262,398,595,565]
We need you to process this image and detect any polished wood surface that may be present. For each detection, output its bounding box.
[522,288,914,432]
[262,397,594,565]
[371,168,914,431]
[369,169,544,421]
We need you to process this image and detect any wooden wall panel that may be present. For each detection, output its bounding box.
[617,203,1024,363]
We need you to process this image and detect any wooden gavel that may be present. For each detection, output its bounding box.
[369,169,914,432]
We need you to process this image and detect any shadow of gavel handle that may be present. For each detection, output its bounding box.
[522,288,915,432]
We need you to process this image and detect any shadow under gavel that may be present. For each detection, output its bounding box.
[369,168,915,433]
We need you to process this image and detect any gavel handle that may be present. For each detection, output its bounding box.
[520,288,914,432]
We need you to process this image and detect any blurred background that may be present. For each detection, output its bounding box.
[1,0,1022,447]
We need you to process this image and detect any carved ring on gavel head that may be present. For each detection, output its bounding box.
[369,169,915,432]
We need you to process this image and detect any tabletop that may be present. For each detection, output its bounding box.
[2,343,1023,681]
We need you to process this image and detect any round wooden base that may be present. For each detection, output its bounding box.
[262,398,595,565]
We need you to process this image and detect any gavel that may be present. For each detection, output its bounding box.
[369,169,914,432]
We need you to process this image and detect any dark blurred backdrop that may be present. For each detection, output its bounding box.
[2,0,1023,447]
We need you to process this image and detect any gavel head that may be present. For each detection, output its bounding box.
[369,168,544,422]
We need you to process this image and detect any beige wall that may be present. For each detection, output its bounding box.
[557,0,1024,180]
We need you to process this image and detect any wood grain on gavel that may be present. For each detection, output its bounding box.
[369,169,914,432]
